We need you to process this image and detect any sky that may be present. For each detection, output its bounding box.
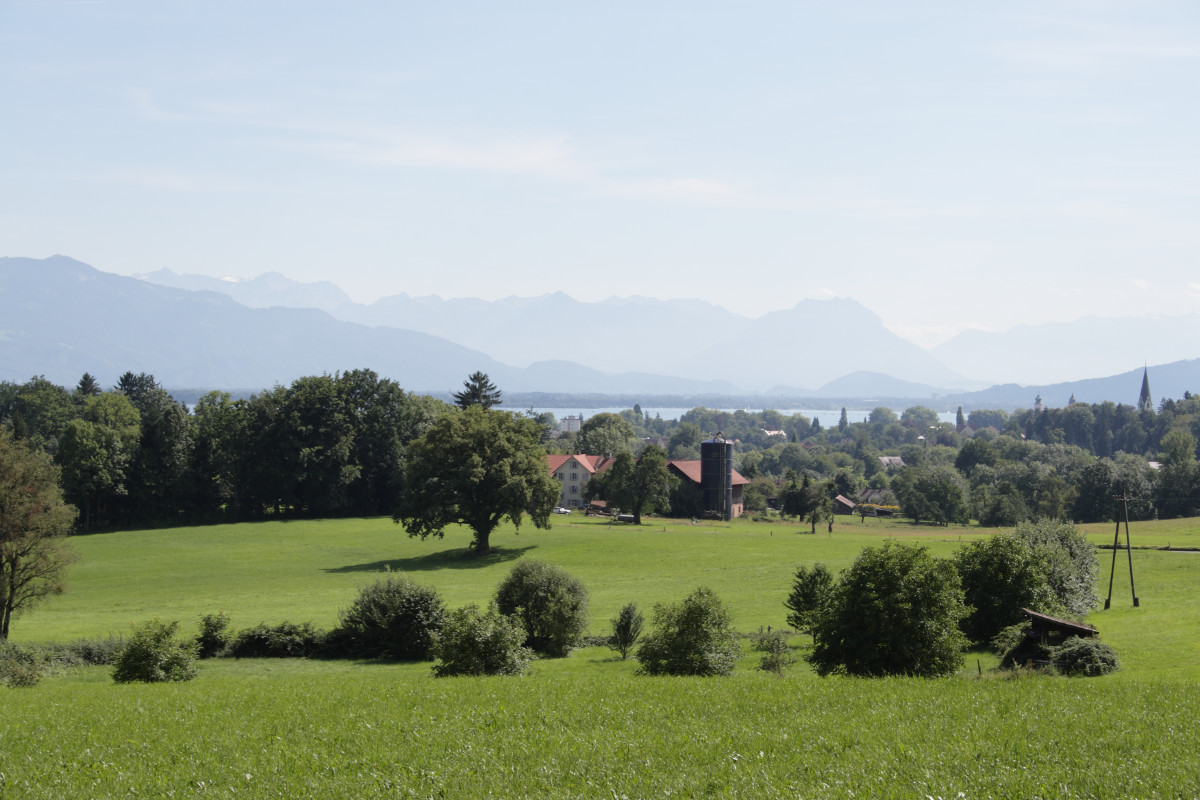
[3,1,1200,348]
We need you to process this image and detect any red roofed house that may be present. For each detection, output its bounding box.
[546,454,616,509]
[666,459,749,519]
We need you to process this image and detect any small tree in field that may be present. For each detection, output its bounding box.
[431,604,532,677]
[808,541,968,677]
[495,560,588,657]
[636,587,742,676]
[608,602,644,660]
[784,563,833,636]
[1,431,77,640]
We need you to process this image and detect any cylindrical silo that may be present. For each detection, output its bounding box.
[700,436,733,520]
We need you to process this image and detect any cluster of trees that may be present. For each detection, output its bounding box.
[6,368,1200,534]
[2,370,445,529]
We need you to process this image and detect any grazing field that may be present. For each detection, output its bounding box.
[4,514,1200,798]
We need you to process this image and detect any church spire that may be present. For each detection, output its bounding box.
[1138,367,1154,414]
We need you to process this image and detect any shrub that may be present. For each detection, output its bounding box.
[196,612,232,659]
[757,632,793,676]
[784,563,833,635]
[808,541,969,677]
[990,622,1028,659]
[336,574,446,660]
[431,604,533,677]
[992,623,1054,670]
[608,602,644,660]
[225,621,324,659]
[60,635,125,666]
[954,534,1059,644]
[1052,637,1119,677]
[1,641,44,687]
[495,560,588,657]
[112,619,198,683]
[635,587,742,677]
[1012,519,1099,618]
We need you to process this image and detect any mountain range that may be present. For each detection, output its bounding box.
[3,255,1199,409]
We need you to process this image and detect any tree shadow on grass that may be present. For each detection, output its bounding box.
[324,544,537,574]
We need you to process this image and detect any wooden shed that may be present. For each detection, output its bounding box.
[1020,608,1098,646]
[1002,608,1098,668]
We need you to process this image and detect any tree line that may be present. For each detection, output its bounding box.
[1,370,445,529]
[4,370,1199,532]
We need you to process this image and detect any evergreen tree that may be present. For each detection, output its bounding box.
[452,371,502,410]
[75,373,101,398]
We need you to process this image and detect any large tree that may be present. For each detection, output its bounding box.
[602,445,677,524]
[1,431,77,639]
[395,406,559,554]
[577,412,635,455]
[892,465,969,525]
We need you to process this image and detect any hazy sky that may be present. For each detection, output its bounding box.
[4,1,1199,347]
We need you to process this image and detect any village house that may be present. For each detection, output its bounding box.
[546,453,615,509]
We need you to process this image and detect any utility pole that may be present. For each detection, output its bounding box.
[1104,495,1139,609]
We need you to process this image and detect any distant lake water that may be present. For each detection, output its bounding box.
[530,407,958,425]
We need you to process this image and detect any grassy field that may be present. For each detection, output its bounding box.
[4,513,1200,797]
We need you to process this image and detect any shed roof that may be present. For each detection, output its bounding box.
[1021,608,1098,637]
[667,459,749,486]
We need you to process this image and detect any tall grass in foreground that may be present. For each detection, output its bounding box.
[4,516,1200,796]
[3,661,1198,799]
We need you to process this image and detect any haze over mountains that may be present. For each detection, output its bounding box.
[3,255,1199,409]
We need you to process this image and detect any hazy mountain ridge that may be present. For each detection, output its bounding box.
[135,265,977,391]
[940,360,1200,410]
[0,257,742,394]
[935,314,1200,385]
[5,256,1198,406]
[138,268,354,314]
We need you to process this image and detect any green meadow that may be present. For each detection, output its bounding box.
[4,514,1200,798]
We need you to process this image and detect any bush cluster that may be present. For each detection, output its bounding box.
[431,604,533,677]
[111,619,198,683]
[807,541,968,678]
[495,560,589,657]
[784,563,833,635]
[1052,637,1119,677]
[223,621,325,659]
[636,587,742,676]
[337,574,447,660]
[196,612,232,659]
[1,641,44,687]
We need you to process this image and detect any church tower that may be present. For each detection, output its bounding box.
[1138,367,1154,414]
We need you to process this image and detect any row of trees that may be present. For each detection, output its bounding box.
[2,370,445,529]
[5,369,1200,533]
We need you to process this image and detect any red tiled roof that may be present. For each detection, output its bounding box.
[667,459,749,486]
[546,454,617,475]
